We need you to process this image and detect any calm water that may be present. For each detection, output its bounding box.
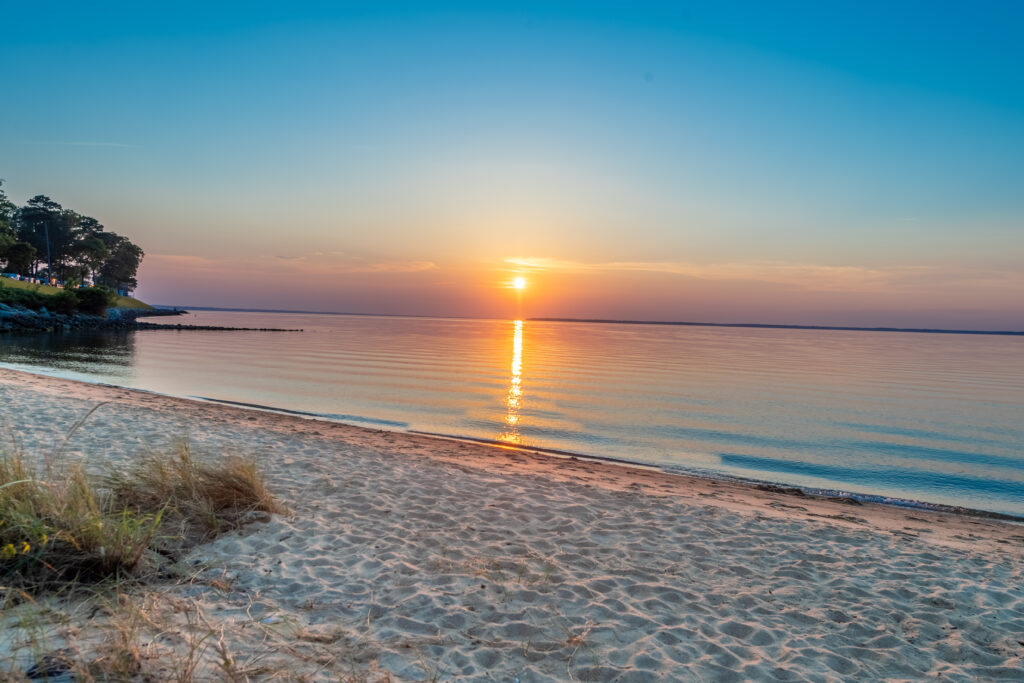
[2,310,1023,515]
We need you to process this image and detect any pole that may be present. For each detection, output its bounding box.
[43,221,51,282]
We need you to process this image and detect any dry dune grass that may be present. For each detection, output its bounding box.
[1,425,290,680]
[0,428,285,600]
[4,590,397,682]
[106,440,288,558]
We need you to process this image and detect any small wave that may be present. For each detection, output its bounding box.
[657,463,1024,523]
[316,412,409,429]
[192,396,410,429]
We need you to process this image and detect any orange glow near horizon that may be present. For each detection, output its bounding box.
[498,319,524,444]
[134,252,1024,331]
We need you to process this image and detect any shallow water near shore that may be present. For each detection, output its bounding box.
[1,310,1022,515]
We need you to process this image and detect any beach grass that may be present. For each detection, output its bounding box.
[0,276,152,310]
[0,437,285,600]
[0,404,297,681]
[105,441,288,556]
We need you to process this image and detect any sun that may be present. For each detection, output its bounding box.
[513,276,527,290]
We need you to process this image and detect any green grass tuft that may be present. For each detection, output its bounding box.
[0,436,284,600]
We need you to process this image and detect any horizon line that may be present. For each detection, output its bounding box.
[155,305,1024,337]
[531,317,1024,337]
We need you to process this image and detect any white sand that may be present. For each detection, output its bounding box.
[2,367,1023,681]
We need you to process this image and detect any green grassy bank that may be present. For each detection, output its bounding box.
[0,277,152,310]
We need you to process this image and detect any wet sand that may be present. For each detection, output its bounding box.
[1,367,1022,681]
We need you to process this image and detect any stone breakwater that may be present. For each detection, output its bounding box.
[0,306,300,333]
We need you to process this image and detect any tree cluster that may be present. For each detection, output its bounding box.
[0,181,144,293]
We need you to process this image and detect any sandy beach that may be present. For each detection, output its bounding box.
[1,367,1023,681]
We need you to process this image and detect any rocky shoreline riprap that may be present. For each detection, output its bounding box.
[0,306,301,333]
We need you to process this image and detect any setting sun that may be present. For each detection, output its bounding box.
[513,277,527,290]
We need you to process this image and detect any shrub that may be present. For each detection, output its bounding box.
[0,286,47,311]
[50,289,80,315]
[74,286,114,316]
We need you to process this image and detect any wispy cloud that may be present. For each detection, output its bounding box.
[147,254,220,270]
[506,257,699,275]
[65,141,139,148]
[26,140,142,149]
[505,256,1024,293]
[148,252,436,276]
[356,260,436,273]
[303,252,436,274]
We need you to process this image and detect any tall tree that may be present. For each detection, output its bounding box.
[0,181,17,255]
[4,188,145,288]
[73,235,110,284]
[77,215,104,236]
[17,195,63,276]
[5,242,37,276]
[50,209,84,279]
[97,233,144,293]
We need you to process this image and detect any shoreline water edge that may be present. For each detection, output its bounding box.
[3,363,1022,523]
[198,395,1024,524]
[2,366,1023,679]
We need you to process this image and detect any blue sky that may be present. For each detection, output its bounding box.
[2,1,1022,326]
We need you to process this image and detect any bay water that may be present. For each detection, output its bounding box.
[1,310,1022,515]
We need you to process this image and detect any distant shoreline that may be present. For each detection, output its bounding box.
[159,306,1024,336]
[530,317,1024,337]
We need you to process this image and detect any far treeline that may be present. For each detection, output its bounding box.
[0,180,143,293]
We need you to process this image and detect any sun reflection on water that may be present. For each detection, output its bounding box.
[498,319,524,444]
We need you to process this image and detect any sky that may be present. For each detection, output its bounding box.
[2,1,1022,328]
